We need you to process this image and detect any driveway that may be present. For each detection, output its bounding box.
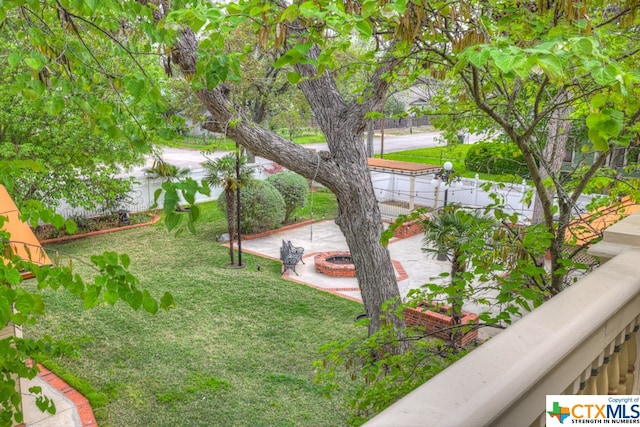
[124,129,484,178]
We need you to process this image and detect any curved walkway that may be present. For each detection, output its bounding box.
[22,364,96,427]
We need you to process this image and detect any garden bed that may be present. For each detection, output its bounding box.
[37,212,159,244]
[403,302,479,346]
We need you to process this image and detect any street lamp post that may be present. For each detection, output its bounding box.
[431,161,455,209]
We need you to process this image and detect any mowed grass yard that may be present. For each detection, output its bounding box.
[25,205,363,426]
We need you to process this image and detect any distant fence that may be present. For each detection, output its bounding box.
[371,171,593,222]
[53,161,593,225]
[55,169,224,219]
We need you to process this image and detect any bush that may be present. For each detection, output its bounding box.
[464,141,530,177]
[266,172,308,223]
[217,181,286,234]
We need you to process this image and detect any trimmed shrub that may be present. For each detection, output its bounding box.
[266,172,308,223]
[464,141,530,177]
[217,180,286,234]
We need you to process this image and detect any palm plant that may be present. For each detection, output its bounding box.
[144,160,191,182]
[422,206,496,343]
[144,160,192,211]
[203,153,255,266]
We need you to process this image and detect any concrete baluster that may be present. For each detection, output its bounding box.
[608,342,621,395]
[585,367,599,395]
[564,379,581,395]
[626,323,639,393]
[595,361,608,396]
[616,331,629,394]
[578,367,591,395]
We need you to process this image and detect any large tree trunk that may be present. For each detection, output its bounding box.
[531,94,572,224]
[171,26,406,343]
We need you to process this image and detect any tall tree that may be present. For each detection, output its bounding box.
[0,1,411,338]
[410,1,640,293]
[0,59,141,210]
[4,0,639,338]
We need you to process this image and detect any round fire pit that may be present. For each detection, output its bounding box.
[314,251,356,277]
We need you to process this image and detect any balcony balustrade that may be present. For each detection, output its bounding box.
[365,211,640,427]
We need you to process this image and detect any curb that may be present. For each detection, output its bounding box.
[35,364,97,427]
[40,214,161,245]
[239,219,315,241]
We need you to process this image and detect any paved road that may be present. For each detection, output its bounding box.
[127,129,484,178]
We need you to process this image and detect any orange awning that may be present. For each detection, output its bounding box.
[1,185,51,278]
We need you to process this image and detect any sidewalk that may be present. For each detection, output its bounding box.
[241,220,447,302]
[240,220,502,341]
[21,364,96,427]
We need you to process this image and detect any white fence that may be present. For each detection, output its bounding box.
[55,168,224,219]
[54,163,593,224]
[372,171,594,222]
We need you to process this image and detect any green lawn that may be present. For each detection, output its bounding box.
[378,145,471,175]
[158,129,327,151]
[25,203,362,427]
[381,145,528,183]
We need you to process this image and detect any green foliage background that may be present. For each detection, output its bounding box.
[464,142,530,178]
[266,172,309,223]
[218,180,286,234]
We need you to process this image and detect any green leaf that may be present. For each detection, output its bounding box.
[468,49,490,68]
[0,295,12,324]
[280,4,299,22]
[274,53,294,69]
[572,37,594,56]
[142,291,158,314]
[7,52,24,68]
[294,42,313,57]
[120,253,131,269]
[493,52,515,74]
[128,290,143,310]
[189,204,200,222]
[160,292,176,311]
[536,54,563,81]
[45,96,65,116]
[287,72,301,84]
[5,269,22,286]
[299,1,321,18]
[84,285,101,309]
[587,128,608,151]
[105,252,119,266]
[24,54,46,72]
[355,19,372,38]
[165,212,181,232]
[84,0,98,11]
[361,0,377,18]
[592,64,617,85]
[14,293,34,315]
[590,93,608,109]
[103,289,119,305]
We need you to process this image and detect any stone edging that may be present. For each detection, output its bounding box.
[240,219,315,241]
[40,214,161,244]
[35,364,97,427]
